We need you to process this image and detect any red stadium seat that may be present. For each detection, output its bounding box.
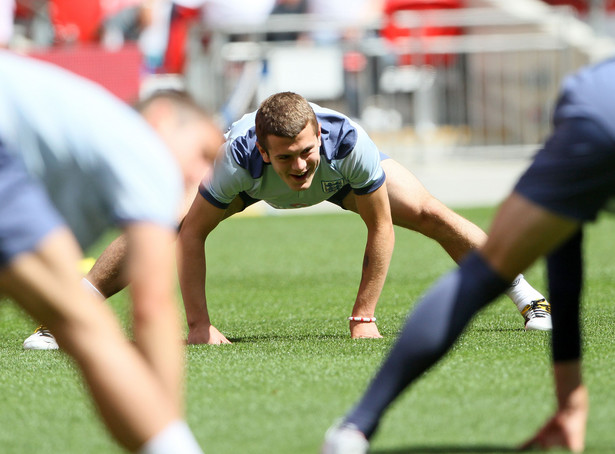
[381,0,464,66]
[49,0,103,43]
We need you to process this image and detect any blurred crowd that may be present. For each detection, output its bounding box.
[1,0,387,73]
[3,0,614,121]
[4,1,614,73]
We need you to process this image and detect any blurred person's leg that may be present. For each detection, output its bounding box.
[0,228,200,452]
[325,65,615,454]
[123,222,185,411]
[0,152,202,453]
[340,192,578,440]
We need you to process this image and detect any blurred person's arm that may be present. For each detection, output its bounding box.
[125,221,184,407]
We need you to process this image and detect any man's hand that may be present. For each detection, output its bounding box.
[520,408,587,453]
[350,321,383,339]
[520,383,588,453]
[187,322,232,345]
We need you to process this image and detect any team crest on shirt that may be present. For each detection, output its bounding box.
[322,179,344,193]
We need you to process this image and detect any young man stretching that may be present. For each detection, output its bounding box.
[176,92,550,344]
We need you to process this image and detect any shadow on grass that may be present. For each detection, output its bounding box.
[371,445,518,453]
[227,332,352,343]
[473,328,526,333]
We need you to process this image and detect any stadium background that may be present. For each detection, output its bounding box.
[7,0,615,215]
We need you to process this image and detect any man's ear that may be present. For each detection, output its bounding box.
[256,142,270,163]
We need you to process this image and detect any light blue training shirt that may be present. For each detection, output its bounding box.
[200,104,385,210]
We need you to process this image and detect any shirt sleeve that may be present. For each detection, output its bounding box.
[199,143,252,208]
[338,121,385,195]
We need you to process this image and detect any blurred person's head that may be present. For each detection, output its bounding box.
[255,92,321,191]
[136,90,223,189]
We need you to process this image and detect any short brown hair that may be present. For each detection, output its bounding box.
[255,92,318,150]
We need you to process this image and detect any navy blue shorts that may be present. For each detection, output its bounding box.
[237,152,391,211]
[515,117,615,222]
[0,142,65,268]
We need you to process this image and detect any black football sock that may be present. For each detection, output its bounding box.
[548,229,583,362]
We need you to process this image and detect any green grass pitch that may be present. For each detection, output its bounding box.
[1,207,614,453]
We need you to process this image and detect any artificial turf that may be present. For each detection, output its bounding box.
[1,207,614,453]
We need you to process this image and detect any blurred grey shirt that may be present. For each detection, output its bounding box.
[0,51,182,249]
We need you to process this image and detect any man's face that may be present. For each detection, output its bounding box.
[258,123,321,191]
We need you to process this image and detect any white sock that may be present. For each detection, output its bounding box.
[139,420,204,454]
[81,277,104,300]
[505,274,546,313]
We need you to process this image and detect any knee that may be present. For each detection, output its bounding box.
[398,196,450,236]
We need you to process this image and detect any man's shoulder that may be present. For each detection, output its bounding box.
[312,106,379,164]
[224,126,266,180]
[314,106,361,162]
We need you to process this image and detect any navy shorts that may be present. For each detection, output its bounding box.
[237,152,391,211]
[515,117,615,222]
[0,142,65,268]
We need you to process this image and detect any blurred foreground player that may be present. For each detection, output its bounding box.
[0,51,219,453]
[323,57,615,454]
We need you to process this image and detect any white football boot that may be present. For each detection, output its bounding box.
[322,422,369,454]
[522,299,553,331]
[23,325,59,350]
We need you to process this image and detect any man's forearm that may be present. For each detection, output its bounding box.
[553,361,584,406]
[177,232,212,328]
[352,225,395,316]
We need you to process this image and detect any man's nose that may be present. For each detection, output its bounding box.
[291,157,306,171]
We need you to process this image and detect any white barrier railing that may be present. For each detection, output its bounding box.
[185,4,614,161]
